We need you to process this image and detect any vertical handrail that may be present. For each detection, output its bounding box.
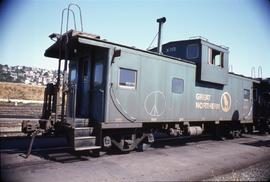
[60,8,77,35]
[73,83,77,123]
[99,88,105,121]
[58,3,84,123]
[56,8,72,124]
[66,3,83,33]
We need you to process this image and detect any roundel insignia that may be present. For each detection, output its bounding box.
[220,92,231,112]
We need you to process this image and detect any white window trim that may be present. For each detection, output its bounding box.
[118,67,137,90]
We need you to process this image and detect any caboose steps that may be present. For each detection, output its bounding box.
[75,146,101,151]
[74,127,94,137]
[73,118,90,127]
[74,135,98,149]
[72,135,101,152]
[75,136,96,140]
[69,118,101,152]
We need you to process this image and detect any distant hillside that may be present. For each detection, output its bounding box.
[0,64,59,86]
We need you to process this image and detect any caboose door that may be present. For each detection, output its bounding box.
[88,47,108,122]
[76,56,91,118]
[243,88,252,120]
[69,46,108,122]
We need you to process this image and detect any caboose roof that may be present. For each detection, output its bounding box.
[164,38,229,52]
[45,30,259,83]
[44,30,195,66]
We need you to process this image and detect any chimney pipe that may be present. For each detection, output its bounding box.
[157,17,166,54]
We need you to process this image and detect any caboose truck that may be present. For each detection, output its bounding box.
[22,4,269,156]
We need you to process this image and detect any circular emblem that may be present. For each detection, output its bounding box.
[144,91,166,117]
[220,92,231,112]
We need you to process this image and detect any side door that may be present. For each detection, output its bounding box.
[67,60,78,118]
[243,81,252,120]
[76,56,91,118]
[89,48,108,122]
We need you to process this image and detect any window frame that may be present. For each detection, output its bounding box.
[208,48,224,68]
[118,67,137,90]
[244,89,250,100]
[171,77,184,94]
[186,44,199,59]
[93,63,103,87]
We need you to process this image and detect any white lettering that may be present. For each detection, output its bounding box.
[195,102,220,110]
[196,93,211,101]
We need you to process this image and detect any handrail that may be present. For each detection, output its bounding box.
[189,36,208,42]
[60,8,76,35]
[66,3,83,33]
[109,83,136,122]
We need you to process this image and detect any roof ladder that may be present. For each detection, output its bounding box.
[57,4,84,123]
[60,3,84,35]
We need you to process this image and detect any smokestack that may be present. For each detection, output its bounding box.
[157,17,166,54]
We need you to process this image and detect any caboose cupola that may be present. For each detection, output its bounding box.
[152,38,229,85]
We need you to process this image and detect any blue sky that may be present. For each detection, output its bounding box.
[0,0,270,78]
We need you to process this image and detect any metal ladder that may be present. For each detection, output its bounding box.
[58,3,84,124]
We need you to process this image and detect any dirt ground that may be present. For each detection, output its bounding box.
[0,82,44,101]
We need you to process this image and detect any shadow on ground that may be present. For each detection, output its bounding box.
[2,134,268,164]
[241,140,270,148]
[0,136,95,163]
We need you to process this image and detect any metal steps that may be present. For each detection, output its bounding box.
[74,118,90,127]
[72,118,100,152]
[74,136,96,148]
[74,127,94,137]
[75,146,101,151]
[75,136,95,140]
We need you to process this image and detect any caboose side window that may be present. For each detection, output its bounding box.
[208,48,224,68]
[94,63,103,86]
[171,78,184,94]
[70,68,76,81]
[187,44,199,59]
[244,89,250,100]
[119,68,137,89]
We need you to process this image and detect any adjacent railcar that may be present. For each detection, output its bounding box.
[43,30,259,152]
[253,78,270,132]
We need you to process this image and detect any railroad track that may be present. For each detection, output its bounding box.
[0,133,213,155]
[0,118,40,137]
[0,102,43,137]
[0,102,43,119]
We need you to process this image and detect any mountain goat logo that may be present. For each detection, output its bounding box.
[220,92,231,112]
